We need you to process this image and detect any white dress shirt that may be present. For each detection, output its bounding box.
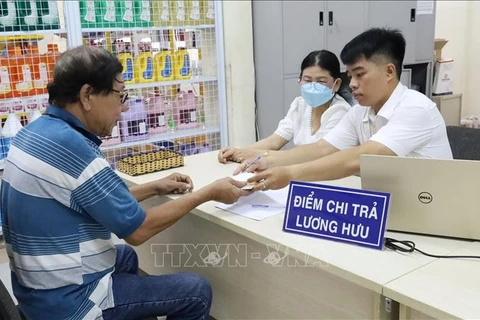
[274,95,350,146]
[323,83,453,159]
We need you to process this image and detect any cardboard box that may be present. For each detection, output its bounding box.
[434,39,448,61]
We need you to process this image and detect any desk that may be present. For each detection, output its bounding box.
[384,241,480,320]
[117,152,469,319]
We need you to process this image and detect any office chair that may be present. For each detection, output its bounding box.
[0,278,22,320]
[446,126,480,160]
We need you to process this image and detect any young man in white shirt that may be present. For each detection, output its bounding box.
[239,28,453,191]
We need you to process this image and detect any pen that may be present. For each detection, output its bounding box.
[243,155,262,173]
[251,204,285,209]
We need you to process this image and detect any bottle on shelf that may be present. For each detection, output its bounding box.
[173,48,192,80]
[134,42,154,83]
[166,100,176,132]
[0,0,19,32]
[17,0,39,31]
[119,97,148,142]
[153,42,174,82]
[2,103,23,159]
[134,0,152,27]
[146,92,168,134]
[79,0,99,28]
[117,0,135,28]
[175,89,198,130]
[38,0,60,30]
[116,40,135,84]
[152,0,171,27]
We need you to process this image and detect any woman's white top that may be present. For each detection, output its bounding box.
[274,95,351,146]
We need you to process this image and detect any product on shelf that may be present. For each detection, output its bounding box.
[0,51,13,99]
[134,0,152,27]
[8,46,36,97]
[119,97,148,142]
[117,1,135,28]
[173,48,192,80]
[25,96,42,123]
[202,0,215,23]
[175,89,198,129]
[37,0,60,29]
[26,44,48,95]
[45,43,60,83]
[171,0,189,26]
[100,121,121,146]
[37,94,48,111]
[134,42,154,83]
[188,0,201,25]
[17,0,39,31]
[153,48,174,81]
[98,0,117,28]
[166,100,176,132]
[152,0,171,27]
[0,0,18,31]
[1,103,23,159]
[116,40,135,84]
[79,0,98,28]
[146,92,168,134]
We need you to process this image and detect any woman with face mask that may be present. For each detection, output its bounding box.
[218,50,352,164]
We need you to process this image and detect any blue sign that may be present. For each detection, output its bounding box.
[283,181,390,250]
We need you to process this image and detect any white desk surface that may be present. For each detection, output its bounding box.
[117,151,470,294]
[384,241,480,319]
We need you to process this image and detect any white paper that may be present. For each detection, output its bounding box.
[216,187,289,221]
[417,0,434,15]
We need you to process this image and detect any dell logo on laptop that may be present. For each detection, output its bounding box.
[418,192,433,204]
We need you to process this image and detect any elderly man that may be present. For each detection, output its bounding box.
[1,45,249,319]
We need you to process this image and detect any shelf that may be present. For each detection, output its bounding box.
[125,76,217,90]
[82,25,215,33]
[0,29,67,39]
[100,126,220,151]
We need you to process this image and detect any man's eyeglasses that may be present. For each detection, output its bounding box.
[111,89,129,104]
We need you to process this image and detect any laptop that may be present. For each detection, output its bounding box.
[360,155,480,240]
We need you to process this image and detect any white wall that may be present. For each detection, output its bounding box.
[435,1,480,116]
[222,1,256,147]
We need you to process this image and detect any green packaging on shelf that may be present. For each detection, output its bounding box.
[134,0,152,27]
[79,0,99,29]
[0,0,20,32]
[117,0,134,28]
[37,0,60,30]
[17,0,40,31]
[98,0,117,28]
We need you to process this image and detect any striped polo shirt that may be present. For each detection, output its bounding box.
[0,106,146,319]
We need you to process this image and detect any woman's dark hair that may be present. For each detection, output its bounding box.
[299,50,352,104]
[47,45,123,108]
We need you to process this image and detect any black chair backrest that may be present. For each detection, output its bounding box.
[446,126,480,160]
[0,278,21,320]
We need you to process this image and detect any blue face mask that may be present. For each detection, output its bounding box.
[301,82,335,108]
